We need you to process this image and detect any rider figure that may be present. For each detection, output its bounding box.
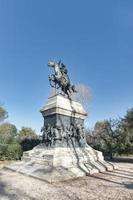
[60,63,68,74]
[59,62,70,85]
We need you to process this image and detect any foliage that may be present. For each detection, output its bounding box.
[91,119,119,159]
[0,123,17,144]
[0,106,40,160]
[0,122,22,160]
[20,138,40,152]
[17,127,40,151]
[123,108,133,130]
[119,108,133,155]
[87,109,133,159]
[17,127,38,141]
[0,143,22,160]
[0,144,7,160]
[6,143,22,160]
[0,106,8,123]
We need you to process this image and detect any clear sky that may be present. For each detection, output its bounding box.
[0,0,133,133]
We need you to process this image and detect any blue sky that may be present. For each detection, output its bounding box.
[0,0,133,133]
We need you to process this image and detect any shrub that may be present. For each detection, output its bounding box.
[17,127,40,152]
[0,143,22,160]
[6,143,22,160]
[20,138,40,152]
[0,144,7,160]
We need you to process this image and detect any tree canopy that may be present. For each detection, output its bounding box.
[18,127,38,140]
[0,106,8,122]
[17,127,40,152]
[86,109,133,159]
[0,122,17,144]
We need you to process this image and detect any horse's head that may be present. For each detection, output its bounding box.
[48,61,56,68]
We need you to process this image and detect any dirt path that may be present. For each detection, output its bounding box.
[0,162,133,200]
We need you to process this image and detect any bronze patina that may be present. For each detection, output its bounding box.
[48,60,77,97]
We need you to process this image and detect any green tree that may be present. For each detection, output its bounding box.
[93,119,120,159]
[0,123,17,144]
[0,122,22,160]
[123,108,133,129]
[87,108,133,157]
[0,106,8,123]
[17,127,40,151]
[18,127,38,139]
[119,108,133,154]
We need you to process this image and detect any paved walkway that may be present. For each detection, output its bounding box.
[0,162,133,200]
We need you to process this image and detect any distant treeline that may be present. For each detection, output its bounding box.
[86,108,133,159]
[0,106,40,160]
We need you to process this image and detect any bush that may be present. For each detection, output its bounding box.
[6,143,22,160]
[20,138,40,152]
[17,127,40,152]
[0,143,22,160]
[0,144,7,160]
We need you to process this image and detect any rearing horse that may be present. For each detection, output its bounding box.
[48,61,77,97]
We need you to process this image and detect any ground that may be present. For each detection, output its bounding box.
[0,160,133,200]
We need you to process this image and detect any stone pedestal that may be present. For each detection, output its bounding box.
[40,94,87,128]
[5,95,115,182]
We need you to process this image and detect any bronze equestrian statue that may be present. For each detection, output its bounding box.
[48,60,77,97]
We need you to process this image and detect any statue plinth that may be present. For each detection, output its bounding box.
[5,95,116,182]
[40,95,88,148]
[40,94,87,127]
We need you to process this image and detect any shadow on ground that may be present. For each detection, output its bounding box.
[0,171,36,200]
[91,167,133,190]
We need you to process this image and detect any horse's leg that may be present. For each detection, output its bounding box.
[63,86,70,98]
[68,85,73,94]
[55,83,57,95]
[64,85,70,98]
[64,86,67,97]
[60,85,64,96]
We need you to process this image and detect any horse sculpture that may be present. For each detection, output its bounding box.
[48,60,77,97]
